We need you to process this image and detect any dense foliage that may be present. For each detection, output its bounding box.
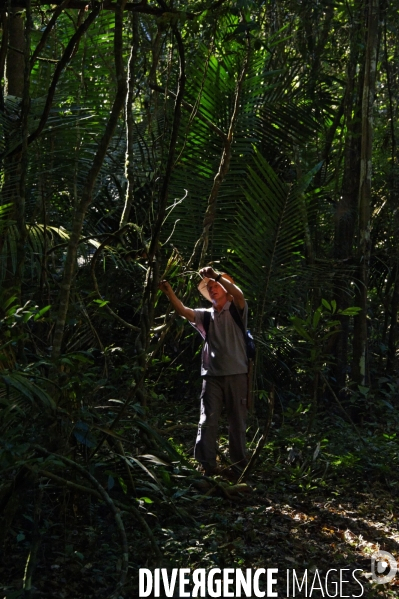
[1,0,399,596]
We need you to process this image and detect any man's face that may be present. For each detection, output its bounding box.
[207,280,227,305]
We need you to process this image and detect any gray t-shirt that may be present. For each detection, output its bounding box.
[191,301,248,376]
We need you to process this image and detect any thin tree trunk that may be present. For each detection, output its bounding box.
[332,10,363,392]
[383,16,398,375]
[0,11,9,110]
[147,25,186,263]
[387,265,399,373]
[134,23,186,406]
[15,0,31,286]
[0,5,29,328]
[5,8,25,97]
[8,0,31,363]
[120,12,139,227]
[352,0,379,385]
[294,145,314,265]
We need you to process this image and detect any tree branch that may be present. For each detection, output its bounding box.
[30,0,71,67]
[5,7,99,159]
[238,388,274,483]
[148,23,186,262]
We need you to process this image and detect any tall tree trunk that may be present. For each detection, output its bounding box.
[0,11,9,110]
[387,265,399,373]
[134,24,186,406]
[331,7,363,393]
[120,12,139,227]
[384,16,398,375]
[1,7,26,305]
[6,8,25,97]
[15,0,31,289]
[352,0,380,385]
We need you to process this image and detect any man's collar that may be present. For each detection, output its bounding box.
[212,300,231,313]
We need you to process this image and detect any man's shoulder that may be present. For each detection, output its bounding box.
[191,307,213,328]
[193,306,213,315]
[229,299,248,314]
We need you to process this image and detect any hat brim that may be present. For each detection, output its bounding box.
[197,273,235,303]
[198,277,211,302]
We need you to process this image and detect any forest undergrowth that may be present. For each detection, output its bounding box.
[1,383,399,599]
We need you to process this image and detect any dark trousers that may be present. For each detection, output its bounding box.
[194,374,248,471]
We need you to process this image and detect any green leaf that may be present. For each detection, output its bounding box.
[358,385,369,396]
[381,400,394,410]
[312,308,322,328]
[93,299,110,307]
[33,305,51,321]
[291,317,313,342]
[339,307,362,316]
[118,476,127,494]
[1,372,55,409]
[321,299,331,311]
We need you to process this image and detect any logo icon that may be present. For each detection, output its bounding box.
[371,550,397,584]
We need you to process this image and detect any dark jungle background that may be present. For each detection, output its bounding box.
[1,0,399,597]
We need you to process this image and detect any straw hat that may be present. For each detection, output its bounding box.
[198,273,235,302]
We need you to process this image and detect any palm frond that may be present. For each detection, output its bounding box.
[1,370,55,412]
[230,149,321,330]
[164,46,320,259]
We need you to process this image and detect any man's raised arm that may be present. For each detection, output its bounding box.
[199,267,245,310]
[158,280,195,322]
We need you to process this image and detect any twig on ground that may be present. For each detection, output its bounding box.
[238,387,275,484]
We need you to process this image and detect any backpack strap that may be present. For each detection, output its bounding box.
[203,310,211,341]
[203,303,246,343]
[229,302,246,342]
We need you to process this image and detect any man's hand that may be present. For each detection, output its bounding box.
[158,279,195,322]
[199,266,217,280]
[159,280,172,295]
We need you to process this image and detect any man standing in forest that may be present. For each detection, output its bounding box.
[159,267,248,476]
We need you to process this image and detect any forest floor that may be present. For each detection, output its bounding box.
[1,401,399,599]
